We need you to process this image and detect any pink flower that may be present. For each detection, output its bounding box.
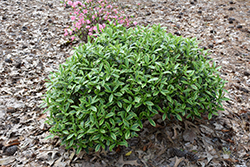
[92,15,95,20]
[106,5,112,9]
[118,20,123,24]
[137,3,140,5]
[102,23,106,28]
[83,9,88,14]
[71,16,76,21]
[133,21,138,25]
[67,1,72,6]
[86,25,90,29]
[86,20,91,24]
[64,29,68,36]
[88,32,93,36]
[93,26,97,31]
[71,36,75,41]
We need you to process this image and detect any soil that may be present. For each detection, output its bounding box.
[0,0,249,166]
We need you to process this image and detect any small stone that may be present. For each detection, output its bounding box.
[179,12,184,15]
[3,145,18,156]
[228,7,234,10]
[2,16,7,20]
[22,26,27,31]
[15,62,22,68]
[236,25,242,28]
[22,45,28,49]
[190,1,195,4]
[197,10,202,14]
[229,1,235,4]
[44,28,48,31]
[210,30,216,33]
[145,12,151,16]
[228,17,235,22]
[177,15,182,18]
[229,20,233,24]
[174,31,181,36]
[243,71,250,76]
[48,19,53,23]
[248,10,250,13]
[5,58,12,63]
[208,44,214,48]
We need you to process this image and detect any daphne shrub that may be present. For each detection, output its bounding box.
[43,23,228,153]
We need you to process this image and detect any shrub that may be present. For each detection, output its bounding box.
[43,23,228,153]
[62,0,137,43]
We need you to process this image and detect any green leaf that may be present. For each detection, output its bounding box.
[118,141,128,147]
[56,98,64,102]
[176,114,182,121]
[109,94,113,103]
[161,90,170,96]
[125,131,130,139]
[87,129,97,133]
[148,77,159,83]
[167,96,173,104]
[90,106,97,112]
[126,104,132,112]
[99,118,105,125]
[66,134,75,140]
[208,113,212,120]
[95,144,101,152]
[162,113,167,121]
[148,118,156,127]
[117,101,122,108]
[44,134,55,140]
[191,85,198,90]
[76,147,82,155]
[134,97,141,103]
[145,101,154,106]
[100,129,106,133]
[105,112,115,118]
[111,133,117,140]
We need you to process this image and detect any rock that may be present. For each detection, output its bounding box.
[145,12,151,16]
[208,44,214,48]
[15,62,22,68]
[210,30,216,33]
[22,45,28,49]
[48,19,53,23]
[198,10,202,14]
[236,25,242,28]
[5,58,12,63]
[3,145,18,156]
[228,17,235,22]
[12,102,25,109]
[229,1,235,4]
[2,16,7,20]
[190,1,195,5]
[22,26,27,31]
[228,7,234,10]
[174,31,181,36]
[243,71,250,76]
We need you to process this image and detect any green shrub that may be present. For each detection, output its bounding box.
[43,24,228,153]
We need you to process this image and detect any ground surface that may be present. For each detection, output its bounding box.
[0,0,250,166]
